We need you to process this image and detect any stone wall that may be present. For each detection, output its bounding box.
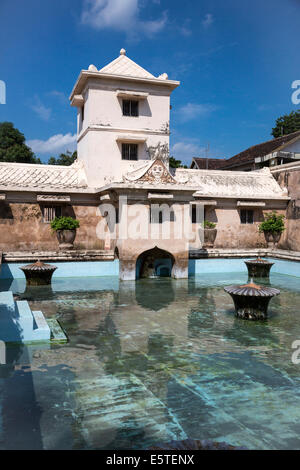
[272,162,300,251]
[0,203,104,251]
[0,198,289,253]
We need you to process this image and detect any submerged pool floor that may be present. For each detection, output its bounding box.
[1,272,300,449]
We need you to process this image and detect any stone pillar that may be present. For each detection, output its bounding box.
[119,259,136,281]
[172,256,189,279]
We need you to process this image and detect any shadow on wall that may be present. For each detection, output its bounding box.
[0,203,14,223]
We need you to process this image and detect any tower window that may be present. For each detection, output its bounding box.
[81,104,84,122]
[122,143,138,160]
[240,209,254,224]
[122,100,139,117]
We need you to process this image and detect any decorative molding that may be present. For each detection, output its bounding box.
[124,159,176,186]
[71,94,84,107]
[77,125,168,143]
[148,192,174,200]
[116,90,149,100]
[37,195,71,203]
[190,200,217,206]
[237,201,266,207]
[0,194,6,201]
[116,135,147,143]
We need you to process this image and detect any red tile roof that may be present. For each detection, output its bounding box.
[221,130,300,169]
[191,158,226,170]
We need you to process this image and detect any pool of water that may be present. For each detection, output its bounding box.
[1,271,300,450]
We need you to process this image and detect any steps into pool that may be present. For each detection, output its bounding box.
[0,291,66,344]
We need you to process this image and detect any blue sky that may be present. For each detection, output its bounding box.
[0,0,299,164]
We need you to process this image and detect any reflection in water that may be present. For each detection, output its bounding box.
[135,278,175,311]
[1,272,300,449]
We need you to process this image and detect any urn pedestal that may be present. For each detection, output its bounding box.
[224,281,280,320]
[245,258,274,278]
[20,260,57,286]
[56,229,76,250]
[202,228,217,248]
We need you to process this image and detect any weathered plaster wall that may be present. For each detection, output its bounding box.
[0,198,288,254]
[190,203,286,250]
[0,203,104,251]
[272,164,300,251]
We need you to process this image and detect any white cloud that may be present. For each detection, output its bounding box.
[171,141,206,162]
[81,0,167,37]
[30,96,51,121]
[27,133,77,155]
[179,19,192,37]
[202,13,214,28]
[48,90,66,103]
[176,102,218,122]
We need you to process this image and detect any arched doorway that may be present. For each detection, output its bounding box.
[136,247,175,279]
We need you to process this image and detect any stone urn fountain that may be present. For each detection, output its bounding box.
[244,258,274,278]
[224,280,280,320]
[20,260,57,286]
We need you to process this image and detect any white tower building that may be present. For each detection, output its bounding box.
[70,49,180,187]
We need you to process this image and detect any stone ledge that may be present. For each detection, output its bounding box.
[189,248,300,262]
[3,250,115,263]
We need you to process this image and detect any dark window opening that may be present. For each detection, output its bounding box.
[122,143,138,160]
[123,100,139,117]
[81,105,84,122]
[43,205,62,223]
[150,207,174,224]
[116,207,119,224]
[191,205,206,224]
[240,209,254,224]
[191,205,197,224]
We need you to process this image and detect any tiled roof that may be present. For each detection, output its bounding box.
[191,158,226,170]
[0,162,88,191]
[99,53,155,79]
[221,130,300,169]
[174,167,288,199]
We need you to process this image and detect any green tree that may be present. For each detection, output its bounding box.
[0,122,41,163]
[169,156,187,168]
[48,150,77,166]
[272,110,300,138]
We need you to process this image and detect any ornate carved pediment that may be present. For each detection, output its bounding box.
[123,159,176,185]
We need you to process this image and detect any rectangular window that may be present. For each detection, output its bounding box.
[122,143,138,160]
[191,205,197,224]
[150,207,174,224]
[42,205,62,223]
[190,205,205,224]
[240,209,254,224]
[122,100,139,117]
[81,105,84,122]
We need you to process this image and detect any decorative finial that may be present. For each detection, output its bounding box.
[158,73,168,80]
[88,64,98,72]
[120,48,126,56]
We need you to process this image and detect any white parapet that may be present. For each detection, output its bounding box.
[0,291,51,343]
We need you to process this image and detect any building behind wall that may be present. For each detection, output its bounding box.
[190,130,300,172]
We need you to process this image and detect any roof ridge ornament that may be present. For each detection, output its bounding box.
[120,48,126,56]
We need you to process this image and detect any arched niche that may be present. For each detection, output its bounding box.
[136,247,175,279]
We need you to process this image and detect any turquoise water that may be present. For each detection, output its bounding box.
[1,271,300,449]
